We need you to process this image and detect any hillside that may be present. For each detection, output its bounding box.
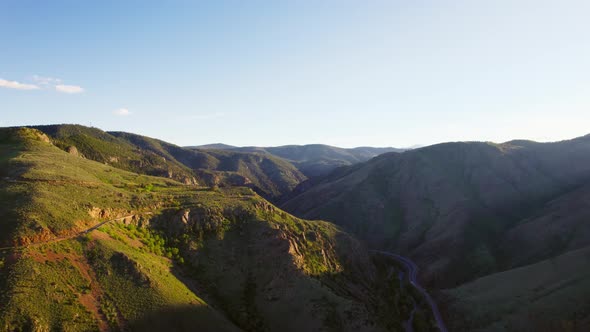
[283,137,590,280]
[0,127,422,331]
[190,143,237,150]
[192,144,402,178]
[498,181,590,268]
[281,135,590,330]
[109,131,306,201]
[30,125,306,201]
[444,246,590,331]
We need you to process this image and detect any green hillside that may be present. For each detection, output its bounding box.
[110,131,306,200]
[30,125,306,201]
[31,124,199,185]
[0,127,419,331]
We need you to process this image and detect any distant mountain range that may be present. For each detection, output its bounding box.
[3,123,590,331]
[190,143,403,178]
[27,125,400,203]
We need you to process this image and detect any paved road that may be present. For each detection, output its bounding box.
[371,250,448,332]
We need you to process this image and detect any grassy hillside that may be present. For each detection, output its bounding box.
[192,148,306,201]
[281,135,590,331]
[282,137,590,286]
[444,246,590,331]
[498,181,590,268]
[32,124,199,185]
[29,125,306,201]
[0,127,418,331]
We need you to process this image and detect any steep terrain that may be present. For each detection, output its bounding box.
[283,137,590,281]
[0,127,422,331]
[444,246,590,331]
[193,144,401,178]
[110,131,306,200]
[30,125,306,201]
[282,135,590,330]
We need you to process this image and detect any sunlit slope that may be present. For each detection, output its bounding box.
[30,125,307,200]
[0,127,413,331]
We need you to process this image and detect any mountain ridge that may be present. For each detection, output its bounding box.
[0,125,426,331]
[189,144,403,178]
[280,133,590,330]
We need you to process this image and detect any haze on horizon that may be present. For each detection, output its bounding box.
[1,1,589,148]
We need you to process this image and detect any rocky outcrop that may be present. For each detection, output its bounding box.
[66,146,80,157]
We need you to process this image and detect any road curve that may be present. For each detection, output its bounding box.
[370,250,448,332]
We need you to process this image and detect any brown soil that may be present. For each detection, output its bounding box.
[29,249,111,332]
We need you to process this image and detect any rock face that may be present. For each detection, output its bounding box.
[181,176,198,185]
[164,207,228,236]
[37,132,50,143]
[66,146,79,156]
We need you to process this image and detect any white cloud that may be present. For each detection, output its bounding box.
[32,75,62,85]
[2,75,84,94]
[55,84,84,94]
[0,78,39,90]
[114,108,131,116]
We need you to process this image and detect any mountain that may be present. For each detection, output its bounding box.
[109,131,307,201]
[30,125,306,201]
[281,135,590,330]
[189,143,237,150]
[0,126,425,331]
[190,144,403,178]
[235,145,402,178]
[444,246,590,331]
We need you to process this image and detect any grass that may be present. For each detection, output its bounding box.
[444,246,590,331]
[0,126,409,331]
[1,241,100,331]
[30,125,308,201]
[84,230,204,322]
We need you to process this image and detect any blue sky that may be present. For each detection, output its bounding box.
[1,1,589,148]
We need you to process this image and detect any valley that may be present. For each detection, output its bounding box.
[1,124,589,331]
[281,137,590,331]
[4,2,588,331]
[0,126,428,331]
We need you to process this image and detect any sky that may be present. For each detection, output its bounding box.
[1,0,590,148]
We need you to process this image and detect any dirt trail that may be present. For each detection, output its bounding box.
[5,213,152,330]
[0,214,142,252]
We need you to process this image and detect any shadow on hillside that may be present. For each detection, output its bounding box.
[0,129,37,246]
[153,207,412,332]
[127,305,241,332]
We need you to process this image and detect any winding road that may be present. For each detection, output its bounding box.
[370,250,448,332]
